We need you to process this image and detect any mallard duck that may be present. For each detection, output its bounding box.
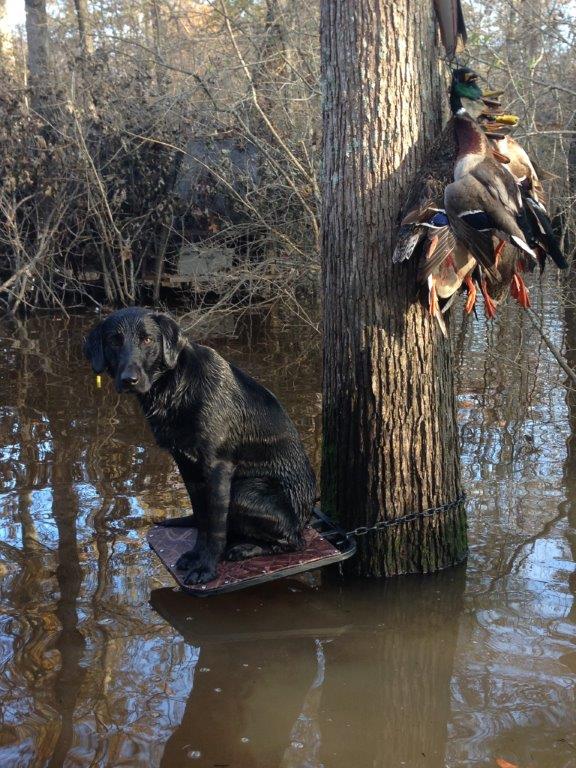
[395,204,476,334]
[452,68,566,270]
[393,70,494,326]
[444,70,538,309]
[489,134,567,270]
[393,68,534,325]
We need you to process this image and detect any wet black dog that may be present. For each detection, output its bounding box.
[84,307,316,584]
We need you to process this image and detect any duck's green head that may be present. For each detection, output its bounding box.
[450,68,484,113]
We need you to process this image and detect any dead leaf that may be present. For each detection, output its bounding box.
[496,759,519,768]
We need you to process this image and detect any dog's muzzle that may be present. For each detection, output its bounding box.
[118,366,144,393]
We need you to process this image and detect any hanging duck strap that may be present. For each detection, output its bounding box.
[345,492,467,538]
[433,0,467,60]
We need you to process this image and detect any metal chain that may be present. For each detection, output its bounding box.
[346,492,467,538]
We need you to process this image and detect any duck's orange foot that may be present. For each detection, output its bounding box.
[480,280,497,319]
[511,273,531,308]
[464,274,477,315]
[494,239,506,269]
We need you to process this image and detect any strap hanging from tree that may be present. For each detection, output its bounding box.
[433,0,467,58]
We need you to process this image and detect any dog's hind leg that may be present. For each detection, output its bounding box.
[225,541,299,561]
[225,478,304,561]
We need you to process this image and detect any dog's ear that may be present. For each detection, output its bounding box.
[83,322,105,373]
[152,313,186,369]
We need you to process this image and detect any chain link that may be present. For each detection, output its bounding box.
[346,492,467,538]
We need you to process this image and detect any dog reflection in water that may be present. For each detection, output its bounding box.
[84,307,316,585]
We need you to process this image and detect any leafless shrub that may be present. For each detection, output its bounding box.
[0,0,321,319]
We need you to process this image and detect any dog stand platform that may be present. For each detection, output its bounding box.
[147,509,356,596]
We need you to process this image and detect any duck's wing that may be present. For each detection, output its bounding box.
[503,137,548,207]
[500,141,566,270]
[393,205,449,264]
[465,161,538,261]
[417,225,458,284]
[393,228,426,264]
[469,159,522,216]
[444,179,500,280]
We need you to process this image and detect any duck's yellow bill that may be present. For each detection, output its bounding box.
[482,89,504,98]
[95,374,102,388]
[495,114,519,125]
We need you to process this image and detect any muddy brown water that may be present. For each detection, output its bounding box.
[0,298,575,768]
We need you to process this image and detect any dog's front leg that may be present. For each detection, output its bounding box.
[175,460,233,585]
[158,452,207,528]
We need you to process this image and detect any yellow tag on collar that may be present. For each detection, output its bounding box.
[95,374,102,388]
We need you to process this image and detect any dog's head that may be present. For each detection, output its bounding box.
[83,307,186,394]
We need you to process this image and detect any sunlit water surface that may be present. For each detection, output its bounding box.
[0,289,575,768]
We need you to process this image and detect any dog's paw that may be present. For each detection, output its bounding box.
[175,549,218,585]
[182,563,218,585]
[225,543,264,561]
[175,549,198,571]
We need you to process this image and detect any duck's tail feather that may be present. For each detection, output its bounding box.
[525,198,567,269]
[393,227,424,263]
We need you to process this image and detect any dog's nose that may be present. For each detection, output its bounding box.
[121,372,140,387]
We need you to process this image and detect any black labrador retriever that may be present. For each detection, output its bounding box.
[84,307,316,584]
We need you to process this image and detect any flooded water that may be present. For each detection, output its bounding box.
[0,288,575,768]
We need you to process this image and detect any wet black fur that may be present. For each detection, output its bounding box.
[84,307,316,584]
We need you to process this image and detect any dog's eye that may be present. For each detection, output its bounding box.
[142,336,153,346]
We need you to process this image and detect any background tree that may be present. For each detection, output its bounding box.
[320,0,467,576]
[73,0,93,59]
[0,0,13,62]
[24,0,50,114]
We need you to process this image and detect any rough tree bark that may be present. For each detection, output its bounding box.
[24,0,50,115]
[320,0,467,576]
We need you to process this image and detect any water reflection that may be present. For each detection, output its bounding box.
[152,568,465,768]
[0,290,574,767]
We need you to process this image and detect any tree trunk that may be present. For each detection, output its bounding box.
[25,0,50,115]
[252,0,288,116]
[149,0,166,88]
[0,0,14,64]
[73,0,93,58]
[320,0,467,576]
